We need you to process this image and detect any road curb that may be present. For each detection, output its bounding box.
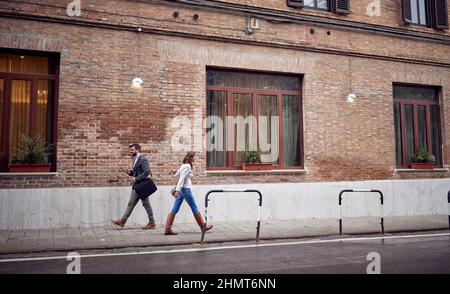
[1,227,448,255]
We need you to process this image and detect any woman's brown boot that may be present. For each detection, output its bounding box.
[164,213,178,235]
[194,212,213,232]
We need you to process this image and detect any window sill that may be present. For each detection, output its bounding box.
[0,172,59,177]
[394,168,449,173]
[205,169,309,175]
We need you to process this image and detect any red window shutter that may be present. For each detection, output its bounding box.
[431,0,449,29]
[287,0,304,8]
[333,0,350,14]
[402,0,413,24]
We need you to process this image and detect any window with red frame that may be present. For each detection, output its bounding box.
[0,50,59,172]
[393,84,442,168]
[206,69,303,170]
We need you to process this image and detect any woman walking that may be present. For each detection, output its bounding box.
[164,152,213,235]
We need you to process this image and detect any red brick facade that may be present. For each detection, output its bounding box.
[0,0,449,188]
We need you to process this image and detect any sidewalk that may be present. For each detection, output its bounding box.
[0,215,448,254]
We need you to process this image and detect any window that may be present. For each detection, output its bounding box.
[402,0,449,29]
[287,0,350,14]
[304,0,329,10]
[393,84,442,168]
[0,50,59,172]
[206,69,303,170]
[411,0,429,25]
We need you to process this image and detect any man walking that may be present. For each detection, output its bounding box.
[112,144,156,230]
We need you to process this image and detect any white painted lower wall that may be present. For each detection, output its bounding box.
[0,178,449,230]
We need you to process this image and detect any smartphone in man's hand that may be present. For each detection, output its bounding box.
[120,167,131,174]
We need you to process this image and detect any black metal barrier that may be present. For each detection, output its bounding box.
[448,190,450,230]
[200,189,263,243]
[338,189,384,235]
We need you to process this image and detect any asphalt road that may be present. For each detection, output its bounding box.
[1,232,450,274]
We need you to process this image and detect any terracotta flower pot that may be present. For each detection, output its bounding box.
[410,162,435,170]
[9,164,51,173]
[242,163,272,171]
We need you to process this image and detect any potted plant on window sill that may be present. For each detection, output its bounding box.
[8,133,52,173]
[410,147,435,170]
[241,151,272,171]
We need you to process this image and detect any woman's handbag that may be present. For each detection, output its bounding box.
[171,171,180,198]
[170,187,177,198]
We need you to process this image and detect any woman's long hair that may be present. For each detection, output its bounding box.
[182,152,196,168]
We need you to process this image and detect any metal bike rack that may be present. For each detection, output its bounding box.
[338,189,384,235]
[200,189,263,244]
[447,190,450,230]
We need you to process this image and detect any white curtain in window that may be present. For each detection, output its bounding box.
[233,93,255,166]
[207,90,227,167]
[258,95,279,165]
[282,95,301,167]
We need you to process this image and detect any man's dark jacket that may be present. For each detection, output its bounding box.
[129,155,151,189]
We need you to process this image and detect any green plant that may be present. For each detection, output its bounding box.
[244,150,261,164]
[11,133,52,164]
[411,146,430,163]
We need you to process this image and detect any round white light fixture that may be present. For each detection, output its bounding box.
[347,93,356,103]
[131,77,143,89]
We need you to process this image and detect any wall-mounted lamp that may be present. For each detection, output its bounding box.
[347,93,356,103]
[131,77,143,89]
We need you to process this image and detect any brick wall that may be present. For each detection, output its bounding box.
[220,0,450,36]
[0,0,449,188]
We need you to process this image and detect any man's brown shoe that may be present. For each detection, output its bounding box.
[142,220,156,230]
[112,219,125,229]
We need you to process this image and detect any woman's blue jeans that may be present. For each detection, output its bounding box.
[171,188,199,215]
